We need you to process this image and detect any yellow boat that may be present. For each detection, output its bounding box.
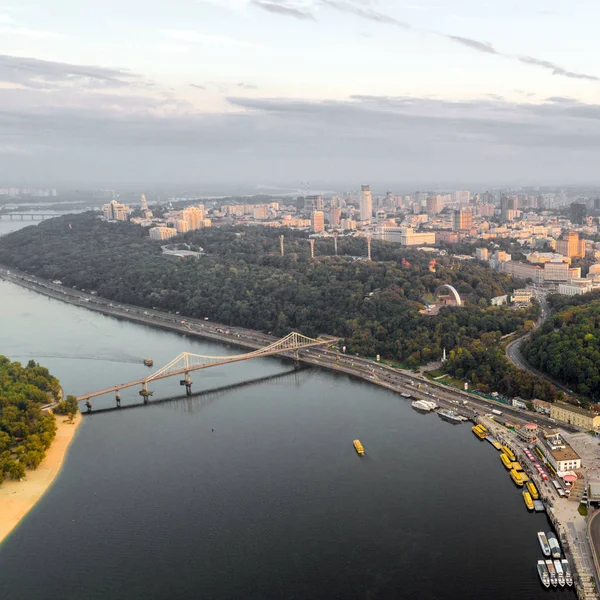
[500,453,513,469]
[478,424,488,433]
[353,439,365,455]
[527,481,539,500]
[472,425,487,439]
[520,472,530,483]
[522,490,534,510]
[510,468,524,487]
[512,461,523,471]
[502,445,516,461]
[492,441,502,451]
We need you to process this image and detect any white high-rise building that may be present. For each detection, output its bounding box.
[359,184,373,222]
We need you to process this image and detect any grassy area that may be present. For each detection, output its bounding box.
[578,504,589,516]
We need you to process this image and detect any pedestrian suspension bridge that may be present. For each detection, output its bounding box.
[77,332,330,409]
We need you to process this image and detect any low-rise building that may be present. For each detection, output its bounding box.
[551,401,600,429]
[533,399,551,415]
[541,432,582,472]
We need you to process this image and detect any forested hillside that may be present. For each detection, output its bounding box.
[0,357,60,482]
[523,301,600,399]
[0,213,557,401]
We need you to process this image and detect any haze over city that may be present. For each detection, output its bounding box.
[2,0,600,185]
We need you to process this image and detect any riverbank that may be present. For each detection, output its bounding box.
[0,412,82,546]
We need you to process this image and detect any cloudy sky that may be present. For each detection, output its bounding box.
[2,0,600,187]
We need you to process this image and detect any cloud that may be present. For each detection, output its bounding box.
[320,0,410,27]
[249,0,315,20]
[0,25,61,39]
[237,82,257,89]
[517,55,600,81]
[445,35,497,55]
[164,30,256,47]
[0,54,139,90]
[190,83,207,90]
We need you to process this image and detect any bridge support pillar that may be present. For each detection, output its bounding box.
[115,391,121,408]
[180,372,192,396]
[139,381,153,404]
[293,349,300,370]
[85,399,92,413]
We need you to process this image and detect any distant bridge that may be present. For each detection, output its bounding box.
[0,213,56,220]
[77,332,330,408]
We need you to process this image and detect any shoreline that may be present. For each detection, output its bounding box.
[0,412,82,546]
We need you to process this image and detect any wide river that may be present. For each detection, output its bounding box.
[0,277,574,599]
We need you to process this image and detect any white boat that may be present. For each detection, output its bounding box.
[537,531,551,556]
[545,560,558,587]
[547,532,561,559]
[561,559,573,587]
[554,559,565,587]
[537,560,550,589]
[411,399,437,412]
[437,409,464,423]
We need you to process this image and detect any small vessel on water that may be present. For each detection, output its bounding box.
[502,445,516,461]
[537,531,551,557]
[437,409,463,423]
[545,560,558,587]
[353,439,365,455]
[547,532,561,559]
[522,490,534,511]
[554,559,566,587]
[143,358,153,367]
[500,453,513,469]
[472,424,487,439]
[561,559,573,587]
[411,399,437,412]
[510,468,524,487]
[527,481,540,500]
[537,560,551,589]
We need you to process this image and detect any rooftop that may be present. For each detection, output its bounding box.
[554,401,599,419]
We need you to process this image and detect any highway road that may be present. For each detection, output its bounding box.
[0,265,578,432]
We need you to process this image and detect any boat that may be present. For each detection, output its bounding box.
[527,481,540,500]
[554,560,565,587]
[143,358,153,367]
[512,461,523,471]
[547,532,561,559]
[545,560,558,587]
[561,559,573,587]
[472,425,487,439]
[537,560,551,589]
[478,424,488,433]
[437,409,463,423]
[411,399,437,412]
[510,468,524,486]
[353,439,365,455]
[502,445,516,461]
[522,490,534,510]
[537,532,551,556]
[500,453,513,469]
[491,441,502,450]
[520,472,530,483]
[534,500,545,512]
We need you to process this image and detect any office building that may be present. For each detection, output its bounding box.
[551,402,600,429]
[149,226,178,241]
[556,232,585,259]
[570,202,587,225]
[375,226,435,246]
[311,211,325,233]
[359,185,373,222]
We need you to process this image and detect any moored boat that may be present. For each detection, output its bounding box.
[500,453,512,469]
[437,409,463,423]
[545,560,558,587]
[502,445,516,461]
[537,531,551,557]
[472,425,487,439]
[411,399,437,412]
[353,439,365,455]
[554,559,565,587]
[527,481,539,500]
[522,490,534,510]
[547,532,561,559]
[537,560,551,588]
[510,468,524,486]
[561,559,573,587]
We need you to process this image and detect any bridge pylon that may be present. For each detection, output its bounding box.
[180,372,193,396]
[115,390,121,408]
[139,381,154,404]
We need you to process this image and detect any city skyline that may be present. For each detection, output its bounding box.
[3,1,600,184]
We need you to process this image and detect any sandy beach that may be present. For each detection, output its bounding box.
[0,412,82,546]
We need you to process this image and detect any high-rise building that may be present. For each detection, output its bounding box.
[500,196,518,221]
[141,193,148,211]
[454,190,470,204]
[453,209,473,231]
[426,196,441,216]
[103,199,131,221]
[149,226,178,241]
[571,202,587,225]
[183,206,206,229]
[306,195,324,212]
[252,205,268,220]
[311,211,325,233]
[359,185,373,222]
[328,207,341,227]
[556,231,585,258]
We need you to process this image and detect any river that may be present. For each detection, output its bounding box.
[0,278,574,599]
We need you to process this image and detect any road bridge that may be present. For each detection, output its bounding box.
[0,213,56,220]
[77,331,330,409]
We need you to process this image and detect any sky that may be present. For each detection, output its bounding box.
[2,0,600,188]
